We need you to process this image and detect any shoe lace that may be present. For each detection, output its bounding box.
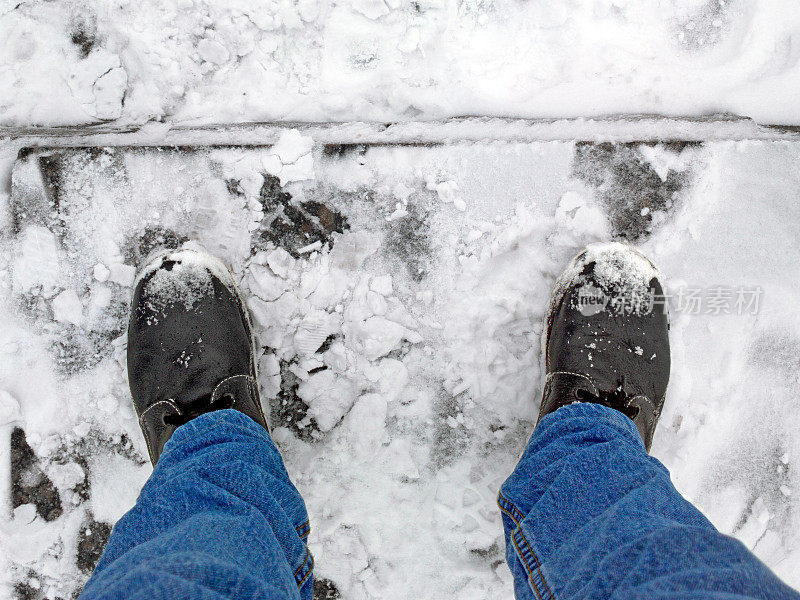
[163,393,236,427]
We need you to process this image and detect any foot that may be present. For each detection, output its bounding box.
[127,248,268,464]
[538,242,670,451]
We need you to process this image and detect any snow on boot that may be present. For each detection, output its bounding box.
[538,242,670,451]
[127,247,268,464]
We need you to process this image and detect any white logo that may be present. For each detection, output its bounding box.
[573,284,609,316]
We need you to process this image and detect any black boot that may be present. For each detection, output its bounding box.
[538,242,670,451]
[127,248,269,464]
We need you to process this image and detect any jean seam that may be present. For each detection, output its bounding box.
[513,527,557,600]
[497,491,526,524]
[293,546,314,589]
[498,491,557,600]
[296,553,314,589]
[295,519,311,539]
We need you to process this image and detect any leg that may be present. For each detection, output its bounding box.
[80,248,313,598]
[499,243,799,599]
[499,403,798,600]
[81,409,312,600]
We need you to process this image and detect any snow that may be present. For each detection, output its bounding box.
[52,289,84,326]
[12,226,60,293]
[3,1,800,592]
[107,263,136,288]
[298,370,359,433]
[92,264,110,283]
[369,275,393,297]
[67,50,127,122]
[2,137,800,597]
[144,260,214,313]
[2,2,800,127]
[0,391,20,426]
[550,241,660,318]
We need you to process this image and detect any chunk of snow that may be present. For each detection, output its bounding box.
[279,152,315,185]
[350,316,411,360]
[198,38,230,65]
[352,0,390,19]
[294,310,339,355]
[554,191,609,241]
[13,504,37,524]
[68,50,127,121]
[108,263,136,287]
[261,154,283,176]
[337,393,387,459]
[0,390,21,425]
[93,263,110,282]
[435,180,459,204]
[298,370,359,432]
[266,247,295,278]
[247,263,288,300]
[269,129,314,165]
[638,144,689,182]
[366,290,387,315]
[298,240,322,254]
[13,226,60,292]
[92,67,128,121]
[376,358,408,402]
[52,289,84,326]
[48,462,86,489]
[386,439,419,480]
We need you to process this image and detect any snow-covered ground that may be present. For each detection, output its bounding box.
[1,134,800,598]
[2,0,800,126]
[3,0,800,598]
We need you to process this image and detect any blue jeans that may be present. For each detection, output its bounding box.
[81,406,798,599]
[81,410,312,600]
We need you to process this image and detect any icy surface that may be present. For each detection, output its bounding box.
[1,137,800,598]
[2,2,800,126]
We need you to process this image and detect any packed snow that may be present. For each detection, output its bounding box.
[2,1,800,127]
[1,134,799,598]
